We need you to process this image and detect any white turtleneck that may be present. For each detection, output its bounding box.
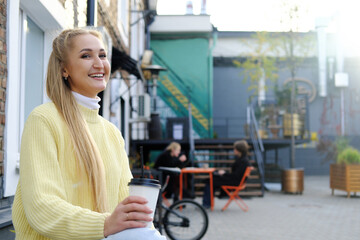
[72,91,101,110]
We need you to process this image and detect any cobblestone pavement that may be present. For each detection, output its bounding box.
[193,175,359,240]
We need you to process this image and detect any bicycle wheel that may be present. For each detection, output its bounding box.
[163,199,209,240]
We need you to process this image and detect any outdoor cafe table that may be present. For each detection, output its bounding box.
[179,167,216,211]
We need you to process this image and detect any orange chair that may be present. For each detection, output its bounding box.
[161,192,171,207]
[220,166,254,212]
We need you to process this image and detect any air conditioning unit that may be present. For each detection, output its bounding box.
[137,94,151,119]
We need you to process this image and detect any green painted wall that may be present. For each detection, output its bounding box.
[151,37,213,138]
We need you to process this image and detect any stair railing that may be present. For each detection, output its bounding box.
[247,105,265,195]
[152,52,210,138]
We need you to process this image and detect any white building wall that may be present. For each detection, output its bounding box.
[213,33,318,58]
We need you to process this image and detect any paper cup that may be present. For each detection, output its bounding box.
[128,178,161,228]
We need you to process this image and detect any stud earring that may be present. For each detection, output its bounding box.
[63,76,68,81]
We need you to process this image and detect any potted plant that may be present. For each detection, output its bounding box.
[330,146,360,198]
[264,103,281,139]
[274,83,304,139]
[274,84,291,114]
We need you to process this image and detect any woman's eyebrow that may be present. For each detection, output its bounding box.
[79,48,105,53]
[79,48,92,53]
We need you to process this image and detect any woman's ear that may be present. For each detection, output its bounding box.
[62,68,68,78]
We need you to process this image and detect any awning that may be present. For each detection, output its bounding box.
[111,47,141,79]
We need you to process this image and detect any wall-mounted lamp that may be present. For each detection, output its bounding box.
[142,64,167,112]
[131,0,158,26]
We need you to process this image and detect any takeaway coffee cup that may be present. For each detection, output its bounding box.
[128,178,161,228]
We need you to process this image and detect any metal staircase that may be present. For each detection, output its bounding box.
[152,52,211,138]
[183,104,265,197]
[191,143,263,197]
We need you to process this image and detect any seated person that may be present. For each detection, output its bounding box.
[154,142,189,201]
[202,140,251,208]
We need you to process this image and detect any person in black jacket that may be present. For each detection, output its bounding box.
[154,142,188,201]
[202,140,251,208]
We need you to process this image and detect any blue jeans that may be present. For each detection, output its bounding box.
[103,228,167,240]
[202,183,211,208]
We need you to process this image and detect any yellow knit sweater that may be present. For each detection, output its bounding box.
[12,102,133,239]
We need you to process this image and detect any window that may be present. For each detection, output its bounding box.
[20,15,44,134]
[4,4,47,197]
[4,9,45,197]
[5,0,66,197]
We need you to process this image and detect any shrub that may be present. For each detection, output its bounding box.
[337,147,360,164]
[336,137,349,156]
[316,137,349,164]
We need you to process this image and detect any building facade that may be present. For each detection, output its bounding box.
[2,0,149,202]
[148,15,214,139]
[212,31,360,175]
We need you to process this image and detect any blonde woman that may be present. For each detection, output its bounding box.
[12,29,165,240]
[154,142,188,201]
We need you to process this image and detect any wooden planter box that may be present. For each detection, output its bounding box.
[330,164,360,198]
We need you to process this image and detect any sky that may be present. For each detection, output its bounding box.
[156,0,358,33]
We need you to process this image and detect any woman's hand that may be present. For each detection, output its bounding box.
[218,170,226,176]
[179,154,187,162]
[103,196,153,237]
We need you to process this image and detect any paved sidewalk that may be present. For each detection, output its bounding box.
[196,175,359,240]
[2,176,358,239]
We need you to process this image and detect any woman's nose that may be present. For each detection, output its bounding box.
[93,57,103,68]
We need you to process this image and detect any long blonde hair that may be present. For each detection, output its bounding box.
[46,28,108,213]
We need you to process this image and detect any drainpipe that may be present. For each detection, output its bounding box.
[316,17,329,97]
[146,25,151,49]
[335,12,346,136]
[208,28,217,138]
[87,0,97,26]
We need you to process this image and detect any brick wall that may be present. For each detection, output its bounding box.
[0,0,6,176]
[98,0,128,51]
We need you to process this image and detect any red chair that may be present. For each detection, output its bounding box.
[220,166,254,212]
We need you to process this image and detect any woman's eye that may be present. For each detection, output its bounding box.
[81,54,91,59]
[99,53,107,58]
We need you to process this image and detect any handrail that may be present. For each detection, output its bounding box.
[248,106,264,152]
[248,105,265,195]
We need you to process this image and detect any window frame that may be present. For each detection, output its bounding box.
[4,0,66,197]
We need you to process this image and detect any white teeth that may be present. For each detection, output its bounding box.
[89,74,104,78]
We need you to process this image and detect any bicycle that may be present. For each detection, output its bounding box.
[153,169,209,240]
